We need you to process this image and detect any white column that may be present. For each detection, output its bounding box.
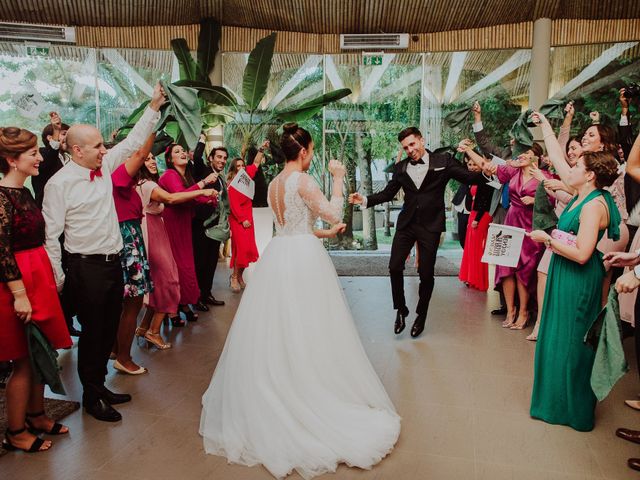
[206,49,224,148]
[529,17,552,110]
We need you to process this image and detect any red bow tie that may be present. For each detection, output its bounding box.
[90,168,103,181]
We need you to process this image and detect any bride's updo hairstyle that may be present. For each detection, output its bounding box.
[0,127,38,174]
[582,151,619,189]
[280,123,312,161]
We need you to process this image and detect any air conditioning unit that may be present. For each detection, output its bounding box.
[0,22,76,44]
[340,33,409,50]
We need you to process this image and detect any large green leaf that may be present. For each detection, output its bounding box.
[161,80,202,149]
[242,32,276,110]
[125,100,150,124]
[174,80,237,106]
[171,38,198,81]
[443,105,472,131]
[197,17,221,82]
[202,104,235,129]
[275,88,352,122]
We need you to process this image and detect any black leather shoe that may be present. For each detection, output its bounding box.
[617,428,640,445]
[491,307,507,316]
[628,458,640,472]
[394,311,406,334]
[84,399,122,422]
[205,295,225,306]
[194,301,209,312]
[100,387,132,405]
[411,316,426,338]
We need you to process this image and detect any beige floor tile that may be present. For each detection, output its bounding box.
[471,373,533,414]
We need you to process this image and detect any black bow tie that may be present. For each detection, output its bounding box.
[409,159,425,166]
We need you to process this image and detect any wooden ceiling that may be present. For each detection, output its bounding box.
[2,0,639,33]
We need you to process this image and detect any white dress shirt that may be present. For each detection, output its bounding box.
[362,153,429,209]
[43,106,161,284]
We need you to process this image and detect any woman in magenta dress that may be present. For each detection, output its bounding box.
[227,152,264,292]
[136,153,216,345]
[458,158,494,291]
[0,127,72,453]
[159,144,217,321]
[462,141,552,329]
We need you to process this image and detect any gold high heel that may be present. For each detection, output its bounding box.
[134,327,148,347]
[144,332,172,350]
[501,312,516,328]
[510,312,530,330]
[229,274,241,293]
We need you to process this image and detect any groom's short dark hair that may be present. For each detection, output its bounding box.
[398,127,422,142]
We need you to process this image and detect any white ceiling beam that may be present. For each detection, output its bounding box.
[101,48,154,97]
[442,51,467,103]
[324,55,345,91]
[266,54,322,109]
[358,53,395,102]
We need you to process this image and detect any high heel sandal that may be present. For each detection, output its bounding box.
[169,315,185,327]
[230,274,241,293]
[134,327,148,346]
[25,411,68,435]
[144,332,172,350]
[2,427,51,453]
[501,313,516,328]
[239,277,246,289]
[510,313,530,330]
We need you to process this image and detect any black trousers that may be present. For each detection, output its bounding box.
[192,219,221,300]
[457,212,469,249]
[389,224,441,318]
[67,255,123,403]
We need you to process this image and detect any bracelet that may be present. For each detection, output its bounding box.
[544,237,552,248]
[10,287,26,294]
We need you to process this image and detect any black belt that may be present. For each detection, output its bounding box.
[68,252,121,262]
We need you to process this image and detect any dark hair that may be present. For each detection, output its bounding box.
[137,154,159,183]
[165,143,195,187]
[582,151,619,189]
[0,127,38,175]
[398,127,422,142]
[280,123,312,161]
[208,147,228,162]
[566,135,581,155]
[226,157,245,183]
[583,124,618,155]
[41,123,70,148]
[529,142,544,160]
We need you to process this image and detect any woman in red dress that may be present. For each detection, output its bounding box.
[458,157,494,291]
[227,148,266,292]
[0,127,72,453]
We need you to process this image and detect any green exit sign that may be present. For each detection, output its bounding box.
[363,55,383,66]
[27,46,50,57]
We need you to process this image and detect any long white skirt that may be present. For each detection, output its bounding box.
[200,233,400,479]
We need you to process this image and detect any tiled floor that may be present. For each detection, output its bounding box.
[2,272,640,479]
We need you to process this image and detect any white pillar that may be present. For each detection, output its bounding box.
[206,49,224,148]
[529,17,552,110]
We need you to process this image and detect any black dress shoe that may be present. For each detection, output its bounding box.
[628,458,640,472]
[411,316,426,338]
[205,295,225,306]
[616,428,640,445]
[491,307,507,316]
[194,301,209,312]
[100,387,132,405]
[394,311,406,334]
[84,399,122,422]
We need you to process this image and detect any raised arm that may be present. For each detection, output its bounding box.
[298,162,344,224]
[557,102,574,161]
[626,130,640,183]
[471,101,504,158]
[531,112,571,185]
[123,134,156,177]
[103,83,166,173]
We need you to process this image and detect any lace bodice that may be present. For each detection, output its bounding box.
[268,171,343,237]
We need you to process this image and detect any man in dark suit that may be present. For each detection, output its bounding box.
[191,138,228,309]
[33,112,70,208]
[349,127,489,338]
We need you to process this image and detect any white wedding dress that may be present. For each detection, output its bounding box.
[200,170,400,479]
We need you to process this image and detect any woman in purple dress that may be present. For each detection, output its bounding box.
[159,144,217,322]
[462,142,551,329]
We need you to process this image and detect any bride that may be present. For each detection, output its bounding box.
[200,123,400,479]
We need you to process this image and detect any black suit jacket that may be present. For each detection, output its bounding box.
[367,151,487,232]
[33,146,65,208]
[190,141,221,222]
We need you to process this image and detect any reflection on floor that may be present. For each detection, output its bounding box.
[1,274,638,480]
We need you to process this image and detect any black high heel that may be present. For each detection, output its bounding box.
[25,411,68,435]
[2,427,50,453]
[183,307,198,322]
[169,315,185,327]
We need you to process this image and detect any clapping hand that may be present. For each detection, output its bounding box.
[328,159,345,177]
[603,251,640,268]
[616,271,640,294]
[348,193,364,205]
[520,195,535,206]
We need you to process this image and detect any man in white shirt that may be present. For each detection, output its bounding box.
[42,83,165,422]
[350,127,489,338]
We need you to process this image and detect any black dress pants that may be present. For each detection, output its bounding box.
[192,219,221,300]
[389,224,441,318]
[457,212,469,249]
[67,255,123,404]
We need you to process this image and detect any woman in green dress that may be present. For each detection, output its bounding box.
[527,111,621,431]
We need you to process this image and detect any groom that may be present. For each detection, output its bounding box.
[349,127,488,338]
